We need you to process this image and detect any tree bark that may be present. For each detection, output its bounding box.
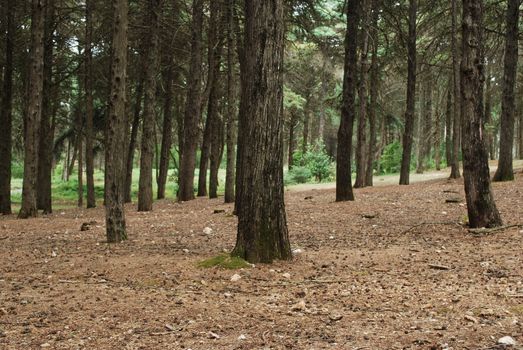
[231,0,291,263]
[288,111,298,170]
[124,78,144,203]
[138,0,162,212]
[336,0,359,201]
[445,81,452,166]
[77,122,84,208]
[416,68,432,174]
[460,0,502,229]
[0,0,14,215]
[84,0,96,208]
[493,0,519,182]
[178,0,204,201]
[19,0,45,219]
[484,65,495,160]
[105,0,128,242]
[399,0,417,185]
[449,0,461,179]
[354,0,370,189]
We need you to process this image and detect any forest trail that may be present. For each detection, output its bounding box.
[288,159,523,192]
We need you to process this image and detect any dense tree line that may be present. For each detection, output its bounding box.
[0,0,520,261]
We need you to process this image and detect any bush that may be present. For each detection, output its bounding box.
[285,166,312,185]
[379,141,402,174]
[304,143,333,182]
[11,162,24,179]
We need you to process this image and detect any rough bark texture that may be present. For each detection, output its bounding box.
[37,0,56,214]
[124,77,144,203]
[416,69,432,174]
[84,0,96,208]
[0,0,14,215]
[224,0,236,204]
[485,67,495,161]
[336,0,359,201]
[354,0,370,189]
[178,0,204,202]
[231,0,291,263]
[365,0,379,187]
[399,0,417,185]
[19,0,45,219]
[105,0,128,242]
[460,0,502,229]
[493,0,519,182]
[450,0,461,179]
[77,123,83,208]
[157,60,175,200]
[445,81,452,166]
[138,0,162,212]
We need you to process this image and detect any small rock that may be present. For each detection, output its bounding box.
[40,343,51,348]
[498,336,517,346]
[203,227,213,235]
[238,334,247,341]
[165,324,176,332]
[329,313,343,321]
[291,300,306,311]
[230,274,241,282]
[464,315,478,323]
[51,251,57,258]
[292,248,303,255]
[208,331,220,339]
[282,272,291,279]
[182,249,189,253]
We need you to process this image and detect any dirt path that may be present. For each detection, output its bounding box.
[287,160,523,192]
[1,169,522,349]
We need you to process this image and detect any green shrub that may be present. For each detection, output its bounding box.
[379,141,402,174]
[11,162,24,179]
[286,166,312,184]
[304,142,333,182]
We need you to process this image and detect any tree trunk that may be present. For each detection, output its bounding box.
[484,65,495,160]
[231,0,292,263]
[416,68,432,174]
[224,0,236,204]
[0,0,14,215]
[434,91,442,171]
[399,0,417,185]
[460,0,502,229]
[450,0,461,179]
[365,0,379,187]
[288,111,297,170]
[178,0,204,202]
[105,0,128,242]
[519,106,523,160]
[84,0,96,208]
[209,115,224,198]
[138,0,162,212]
[124,78,144,203]
[493,0,519,182]
[77,123,84,208]
[157,60,175,200]
[302,103,310,157]
[445,81,452,166]
[37,0,55,214]
[19,0,45,219]
[336,0,359,200]
[354,0,370,189]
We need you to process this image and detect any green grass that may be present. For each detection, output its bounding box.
[197,254,251,269]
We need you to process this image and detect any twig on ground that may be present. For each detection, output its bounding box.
[469,224,523,235]
[400,222,462,235]
[428,264,451,270]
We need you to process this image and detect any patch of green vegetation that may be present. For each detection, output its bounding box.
[198,254,251,270]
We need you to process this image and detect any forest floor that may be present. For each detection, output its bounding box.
[1,170,523,349]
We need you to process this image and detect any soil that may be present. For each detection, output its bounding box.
[1,172,522,349]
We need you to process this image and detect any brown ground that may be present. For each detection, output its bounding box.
[1,173,522,350]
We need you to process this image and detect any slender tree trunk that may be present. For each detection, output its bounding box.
[460,0,502,228]
[416,68,433,174]
[485,66,495,160]
[231,0,291,263]
[365,0,379,187]
[288,111,297,170]
[0,0,15,215]
[138,0,162,212]
[399,0,417,185]
[84,0,96,208]
[434,103,442,171]
[493,0,519,182]
[19,0,45,219]
[336,0,359,201]
[124,78,144,203]
[302,102,310,157]
[354,0,370,188]
[519,106,523,160]
[178,0,204,201]
[445,82,452,166]
[450,0,461,179]
[197,116,211,196]
[77,123,83,208]
[209,115,224,198]
[157,61,175,200]
[105,0,128,242]
[224,0,237,204]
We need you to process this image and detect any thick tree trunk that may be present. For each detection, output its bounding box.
[365,0,379,187]
[0,0,14,215]
[224,0,236,204]
[450,0,461,179]
[460,0,502,228]
[336,0,359,201]
[354,0,370,189]
[105,0,128,242]
[178,0,204,202]
[124,78,144,203]
[138,0,162,212]
[493,0,519,182]
[37,0,55,214]
[157,61,175,200]
[84,0,96,208]
[231,0,291,263]
[19,0,45,219]
[399,0,417,185]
